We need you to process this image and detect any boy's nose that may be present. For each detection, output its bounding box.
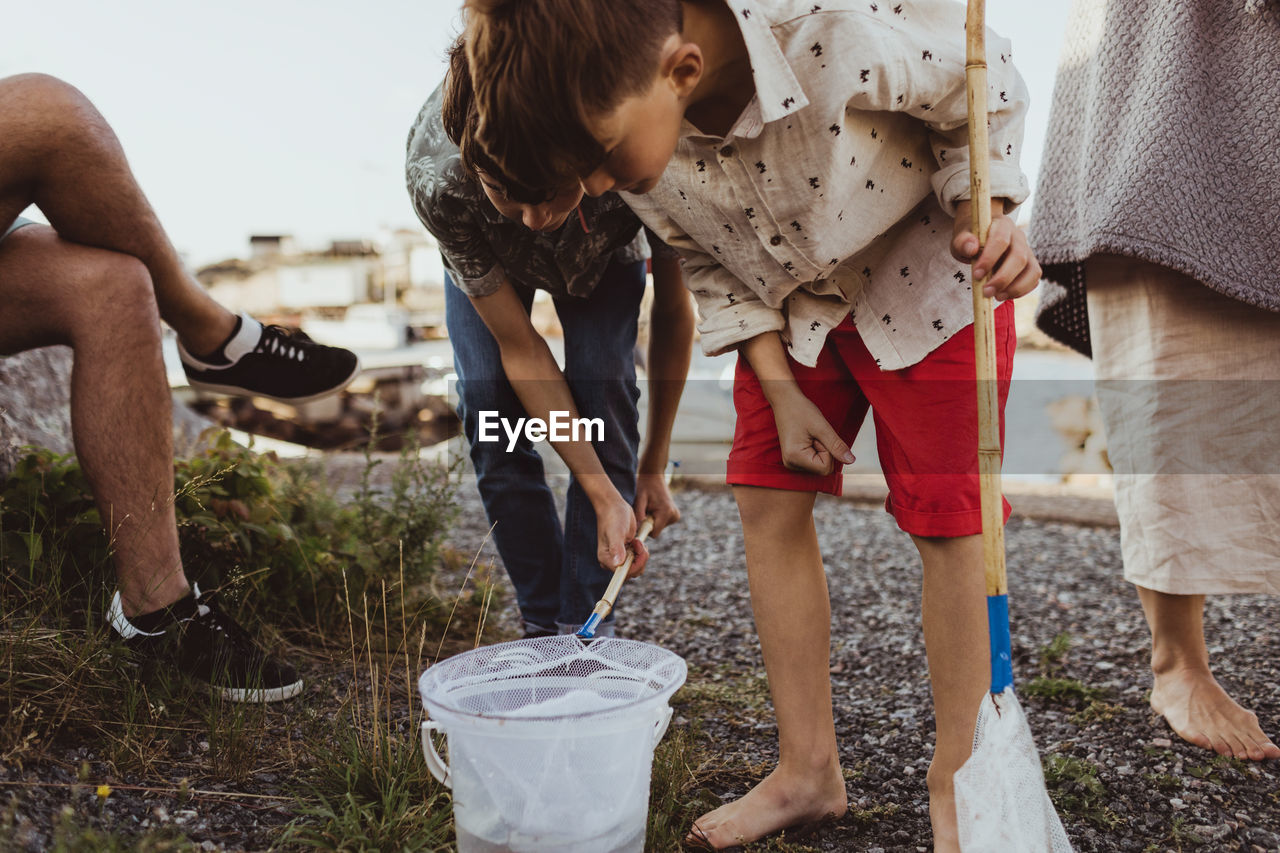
[523,206,552,230]
[580,169,614,198]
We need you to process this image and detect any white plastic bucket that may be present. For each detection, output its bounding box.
[418,635,687,853]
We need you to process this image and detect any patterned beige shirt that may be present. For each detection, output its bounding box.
[625,0,1030,369]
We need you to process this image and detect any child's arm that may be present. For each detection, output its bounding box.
[621,211,851,474]
[739,332,856,476]
[835,4,1031,225]
[467,280,650,576]
[634,248,695,537]
[950,198,1042,301]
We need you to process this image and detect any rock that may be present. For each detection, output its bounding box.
[0,347,74,475]
[0,346,215,479]
[1247,828,1280,847]
[1188,824,1232,843]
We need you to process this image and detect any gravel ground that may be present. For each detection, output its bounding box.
[3,478,1276,851]
[450,481,1280,852]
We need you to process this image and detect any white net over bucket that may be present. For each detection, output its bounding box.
[954,688,1074,852]
[419,636,686,853]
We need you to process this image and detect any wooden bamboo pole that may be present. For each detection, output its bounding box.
[965,0,1007,599]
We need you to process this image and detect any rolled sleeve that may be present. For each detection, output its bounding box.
[932,158,1030,217]
[831,3,1031,218]
[406,160,505,295]
[920,33,1031,217]
[451,260,508,297]
[691,266,787,358]
[613,227,651,266]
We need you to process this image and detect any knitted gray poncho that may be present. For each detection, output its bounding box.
[1030,0,1280,356]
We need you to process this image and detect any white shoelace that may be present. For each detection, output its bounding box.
[258,332,306,362]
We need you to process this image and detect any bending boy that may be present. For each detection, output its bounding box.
[406,41,694,637]
[463,1,1039,848]
[0,74,360,700]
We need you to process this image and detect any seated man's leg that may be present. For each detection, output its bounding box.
[0,73,358,403]
[0,225,188,615]
[0,225,301,702]
[554,258,645,634]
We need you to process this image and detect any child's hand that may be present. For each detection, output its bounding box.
[771,390,856,475]
[595,494,650,578]
[951,199,1042,301]
[634,473,681,538]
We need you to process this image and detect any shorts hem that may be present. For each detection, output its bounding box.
[1122,571,1280,597]
[726,460,844,495]
[889,496,1013,538]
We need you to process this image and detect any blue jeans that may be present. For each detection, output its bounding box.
[445,258,644,633]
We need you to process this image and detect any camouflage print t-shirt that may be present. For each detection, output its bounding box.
[405,81,657,300]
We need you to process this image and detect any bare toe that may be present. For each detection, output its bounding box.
[1151,668,1278,762]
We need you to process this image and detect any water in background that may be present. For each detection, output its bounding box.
[168,329,1102,484]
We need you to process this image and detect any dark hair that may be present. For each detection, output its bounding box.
[441,36,554,205]
[463,0,682,191]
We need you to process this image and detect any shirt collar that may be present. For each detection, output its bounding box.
[720,0,809,129]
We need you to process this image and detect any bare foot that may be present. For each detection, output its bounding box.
[1151,667,1280,761]
[686,763,846,849]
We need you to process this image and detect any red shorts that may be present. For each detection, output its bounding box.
[727,301,1015,538]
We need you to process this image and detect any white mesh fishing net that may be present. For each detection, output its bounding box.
[420,635,686,720]
[954,687,1074,852]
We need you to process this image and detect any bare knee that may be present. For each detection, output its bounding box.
[1,74,121,174]
[734,485,816,533]
[912,532,982,562]
[4,73,99,121]
[72,251,161,346]
[93,252,160,325]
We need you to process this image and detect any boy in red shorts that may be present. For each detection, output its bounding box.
[462,1,1041,849]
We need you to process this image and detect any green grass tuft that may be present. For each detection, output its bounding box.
[1042,754,1122,830]
[1021,676,1106,705]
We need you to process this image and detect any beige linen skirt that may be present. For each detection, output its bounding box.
[1086,255,1280,595]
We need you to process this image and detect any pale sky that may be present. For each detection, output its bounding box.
[2,0,1071,266]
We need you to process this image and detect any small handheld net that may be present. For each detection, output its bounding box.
[954,688,1073,851]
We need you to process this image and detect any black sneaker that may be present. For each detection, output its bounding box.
[109,585,304,703]
[179,314,361,404]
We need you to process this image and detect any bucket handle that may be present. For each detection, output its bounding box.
[652,705,673,747]
[420,720,451,789]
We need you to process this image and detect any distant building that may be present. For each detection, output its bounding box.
[327,239,377,257]
[196,229,446,319]
[248,234,297,260]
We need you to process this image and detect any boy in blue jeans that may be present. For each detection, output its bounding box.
[463,1,1041,848]
[406,40,694,637]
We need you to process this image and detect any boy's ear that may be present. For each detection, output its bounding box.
[662,40,704,98]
